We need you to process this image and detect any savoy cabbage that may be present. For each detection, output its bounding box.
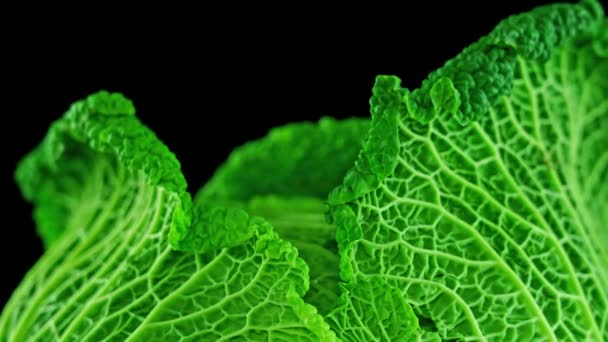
[1,0,607,341]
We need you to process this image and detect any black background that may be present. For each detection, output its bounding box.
[1,1,568,309]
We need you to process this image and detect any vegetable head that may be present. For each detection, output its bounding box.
[2,1,606,341]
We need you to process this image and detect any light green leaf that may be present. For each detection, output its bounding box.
[330,4,608,341]
[327,277,418,342]
[0,92,336,341]
[196,119,371,316]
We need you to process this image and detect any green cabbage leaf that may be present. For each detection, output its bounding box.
[2,1,606,341]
